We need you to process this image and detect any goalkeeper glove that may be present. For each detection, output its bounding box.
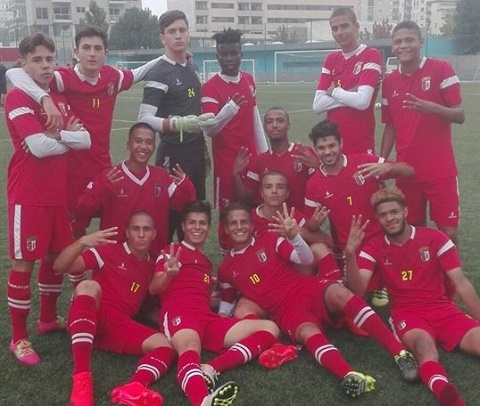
[169,115,201,133]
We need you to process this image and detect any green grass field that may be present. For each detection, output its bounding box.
[1,82,480,405]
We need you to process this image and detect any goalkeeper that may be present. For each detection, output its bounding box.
[138,10,216,241]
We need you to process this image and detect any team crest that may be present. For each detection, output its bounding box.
[26,236,37,252]
[249,85,255,96]
[397,320,407,330]
[294,161,303,172]
[172,316,182,327]
[419,248,430,262]
[256,250,267,263]
[353,62,363,75]
[154,185,161,197]
[421,77,431,91]
[57,102,68,116]
[107,82,115,95]
[353,172,365,186]
[222,198,230,209]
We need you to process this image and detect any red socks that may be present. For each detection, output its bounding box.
[7,270,31,342]
[177,350,208,406]
[130,346,176,386]
[38,259,63,323]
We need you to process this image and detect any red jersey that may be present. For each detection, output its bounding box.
[201,71,258,177]
[304,154,382,247]
[245,142,316,209]
[82,242,155,317]
[155,241,213,312]
[51,65,134,178]
[6,89,71,206]
[358,227,461,309]
[251,205,306,237]
[382,58,462,183]
[72,161,196,255]
[218,233,314,321]
[317,45,382,154]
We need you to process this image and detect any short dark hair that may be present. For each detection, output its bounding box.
[260,170,289,189]
[127,210,156,228]
[371,187,406,212]
[221,201,251,224]
[75,25,108,49]
[19,33,55,57]
[181,201,212,225]
[264,106,290,123]
[212,28,242,45]
[159,10,188,34]
[330,7,357,24]
[309,119,341,144]
[392,20,423,39]
[128,122,156,141]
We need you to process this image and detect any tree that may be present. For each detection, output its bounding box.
[359,27,371,42]
[78,1,109,33]
[372,18,392,39]
[109,8,160,50]
[270,25,299,44]
[439,10,456,37]
[454,0,480,54]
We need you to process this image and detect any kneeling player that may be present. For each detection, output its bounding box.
[218,202,418,398]
[54,212,175,406]
[149,201,281,406]
[346,187,480,405]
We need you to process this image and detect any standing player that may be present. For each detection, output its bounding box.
[5,33,90,365]
[218,203,418,398]
[138,10,215,240]
[345,187,480,406]
[54,212,175,406]
[6,25,163,235]
[201,28,268,249]
[150,201,280,406]
[380,21,465,245]
[234,106,316,210]
[71,122,196,256]
[0,58,7,108]
[312,7,382,154]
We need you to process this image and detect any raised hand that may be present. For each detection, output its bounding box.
[345,215,370,255]
[66,116,85,132]
[162,243,183,277]
[403,93,435,114]
[308,205,329,230]
[233,146,251,175]
[270,203,300,240]
[357,162,393,179]
[171,163,186,184]
[80,227,118,248]
[105,167,124,185]
[231,92,247,107]
[291,145,319,169]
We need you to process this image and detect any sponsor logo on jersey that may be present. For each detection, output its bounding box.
[325,191,333,199]
[175,78,183,86]
[421,77,431,91]
[232,270,240,278]
[419,248,430,262]
[256,250,267,263]
[384,258,393,266]
[222,198,230,209]
[294,162,303,172]
[26,236,37,252]
[117,188,128,198]
[353,62,363,75]
[118,262,127,271]
[448,211,457,219]
[107,82,115,95]
[392,90,399,98]
[172,316,181,326]
[154,185,161,197]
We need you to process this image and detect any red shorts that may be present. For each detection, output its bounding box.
[160,307,239,353]
[391,303,480,352]
[8,204,73,260]
[68,177,96,231]
[277,279,341,343]
[397,177,460,228]
[87,305,159,356]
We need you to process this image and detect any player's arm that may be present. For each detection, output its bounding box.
[403,93,465,124]
[357,157,415,180]
[57,116,91,150]
[312,89,346,113]
[447,268,480,321]
[129,56,162,83]
[53,227,118,274]
[380,123,396,159]
[201,92,241,137]
[217,269,238,317]
[149,244,182,295]
[328,85,375,111]
[344,215,374,296]
[168,164,197,210]
[232,147,255,203]
[253,105,268,153]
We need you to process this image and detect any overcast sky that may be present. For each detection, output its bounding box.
[142,0,167,17]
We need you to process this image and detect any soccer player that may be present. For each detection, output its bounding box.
[218,202,418,398]
[6,25,163,235]
[201,27,268,249]
[138,10,215,241]
[149,201,280,406]
[312,7,382,154]
[304,119,414,283]
[53,212,175,406]
[345,187,480,406]
[234,106,317,210]
[380,21,465,245]
[5,33,91,365]
[71,122,196,256]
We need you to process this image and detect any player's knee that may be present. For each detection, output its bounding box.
[324,283,354,312]
[142,333,172,353]
[75,280,101,299]
[260,320,280,337]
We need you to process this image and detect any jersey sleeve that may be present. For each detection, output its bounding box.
[6,91,46,139]
[317,53,335,90]
[357,48,382,87]
[304,176,321,216]
[217,262,238,304]
[116,68,134,93]
[141,70,167,108]
[381,76,393,124]
[201,80,221,115]
[435,232,462,273]
[80,247,104,272]
[168,173,197,211]
[438,61,462,107]
[357,244,378,273]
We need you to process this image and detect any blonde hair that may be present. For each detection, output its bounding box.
[371,187,406,212]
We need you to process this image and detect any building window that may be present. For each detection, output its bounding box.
[76,7,86,13]
[196,2,208,10]
[110,8,120,16]
[36,7,48,20]
[251,16,262,24]
[251,3,262,11]
[212,3,234,8]
[53,6,71,20]
[238,16,249,24]
[211,17,235,23]
[238,3,249,10]
[196,15,208,24]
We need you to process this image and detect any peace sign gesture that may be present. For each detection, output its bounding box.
[161,242,183,277]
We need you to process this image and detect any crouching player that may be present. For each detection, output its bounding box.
[54,211,175,406]
[218,202,419,398]
[345,187,480,405]
[149,201,282,406]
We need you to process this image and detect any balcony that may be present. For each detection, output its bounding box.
[53,13,72,22]
[51,0,71,3]
[6,0,25,10]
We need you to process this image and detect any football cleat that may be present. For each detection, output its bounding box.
[111,381,163,406]
[71,372,94,406]
[9,339,40,365]
[341,371,376,398]
[201,363,219,393]
[258,343,298,369]
[371,289,389,307]
[37,315,66,335]
[438,383,465,406]
[394,350,419,382]
[200,381,239,406]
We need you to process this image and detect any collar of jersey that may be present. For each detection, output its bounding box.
[121,160,150,185]
[230,237,255,256]
[161,54,187,67]
[384,225,416,245]
[319,154,347,176]
[342,43,366,59]
[218,71,241,84]
[74,64,101,85]
[398,57,427,75]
